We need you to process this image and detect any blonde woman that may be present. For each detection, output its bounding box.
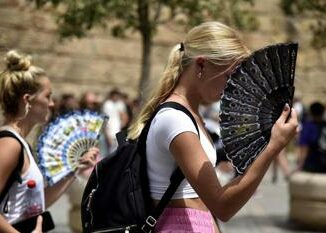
[0,50,99,233]
[128,22,298,232]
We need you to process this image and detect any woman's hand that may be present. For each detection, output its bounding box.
[32,215,43,233]
[269,104,298,153]
[77,147,99,173]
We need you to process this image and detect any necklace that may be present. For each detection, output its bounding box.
[171,92,204,124]
[4,124,24,137]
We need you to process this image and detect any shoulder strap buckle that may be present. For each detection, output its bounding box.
[141,216,157,233]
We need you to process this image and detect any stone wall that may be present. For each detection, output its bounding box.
[0,0,325,104]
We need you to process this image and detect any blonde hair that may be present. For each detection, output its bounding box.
[0,50,46,117]
[128,21,250,139]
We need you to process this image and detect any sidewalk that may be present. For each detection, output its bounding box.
[220,170,323,233]
[49,169,323,233]
[48,194,72,233]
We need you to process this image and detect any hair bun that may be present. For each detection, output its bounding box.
[5,50,31,71]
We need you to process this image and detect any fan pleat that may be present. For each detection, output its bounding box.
[231,69,267,99]
[242,59,273,94]
[228,136,267,173]
[253,50,279,90]
[237,140,268,172]
[220,112,259,126]
[221,123,261,139]
[267,46,285,87]
[224,131,263,155]
[220,96,259,115]
[224,81,262,107]
[289,45,298,86]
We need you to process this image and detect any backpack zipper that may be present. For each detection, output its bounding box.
[87,165,100,228]
[92,225,137,233]
[87,188,97,225]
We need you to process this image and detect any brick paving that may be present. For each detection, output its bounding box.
[49,169,323,233]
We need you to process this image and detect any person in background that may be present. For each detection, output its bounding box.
[0,50,98,233]
[271,149,291,183]
[297,102,326,173]
[58,93,78,115]
[127,21,298,232]
[79,91,101,112]
[100,88,125,155]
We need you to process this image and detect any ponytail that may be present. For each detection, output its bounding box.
[128,44,186,139]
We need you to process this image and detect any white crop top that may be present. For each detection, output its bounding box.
[0,127,45,224]
[146,107,217,200]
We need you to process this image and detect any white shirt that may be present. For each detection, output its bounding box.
[0,127,45,224]
[146,107,217,200]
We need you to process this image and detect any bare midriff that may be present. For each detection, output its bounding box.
[153,198,221,233]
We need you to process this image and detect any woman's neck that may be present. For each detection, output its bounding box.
[3,119,33,137]
[171,87,200,114]
[169,90,207,128]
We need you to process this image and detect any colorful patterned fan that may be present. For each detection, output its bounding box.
[37,110,107,185]
[220,42,298,174]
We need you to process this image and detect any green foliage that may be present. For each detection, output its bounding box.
[32,0,259,97]
[32,0,258,39]
[281,0,326,48]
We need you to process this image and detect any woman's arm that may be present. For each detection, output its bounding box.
[0,216,19,233]
[0,139,21,233]
[44,172,76,208]
[170,106,298,222]
[0,138,21,197]
[44,147,99,208]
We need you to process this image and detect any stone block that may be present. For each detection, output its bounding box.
[289,172,326,231]
[18,30,56,52]
[55,38,98,57]
[0,27,22,52]
[93,37,141,61]
[290,199,326,230]
[0,7,31,29]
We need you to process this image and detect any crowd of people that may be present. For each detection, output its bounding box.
[0,20,324,233]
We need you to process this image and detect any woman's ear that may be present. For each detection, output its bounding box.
[22,94,31,105]
[195,56,205,79]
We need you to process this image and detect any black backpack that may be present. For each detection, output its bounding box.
[81,102,199,233]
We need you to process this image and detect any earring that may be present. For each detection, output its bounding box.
[197,71,202,79]
[25,104,31,116]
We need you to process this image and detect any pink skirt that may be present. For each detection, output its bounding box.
[155,207,215,233]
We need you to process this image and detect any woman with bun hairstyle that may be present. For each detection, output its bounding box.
[0,50,99,233]
[128,22,298,232]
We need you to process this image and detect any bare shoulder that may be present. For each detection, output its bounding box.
[0,137,22,171]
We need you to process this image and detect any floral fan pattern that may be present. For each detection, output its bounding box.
[37,110,107,185]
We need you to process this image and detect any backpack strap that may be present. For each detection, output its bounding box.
[139,101,200,233]
[0,130,24,204]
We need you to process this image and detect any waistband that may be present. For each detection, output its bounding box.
[155,207,214,233]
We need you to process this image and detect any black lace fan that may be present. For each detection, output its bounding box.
[220,42,298,174]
